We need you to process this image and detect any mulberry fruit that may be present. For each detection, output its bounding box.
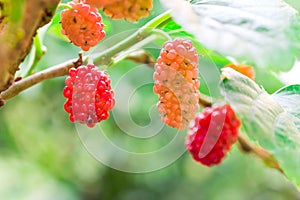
[61,2,105,51]
[82,0,119,9]
[186,104,241,166]
[63,64,115,128]
[153,38,200,130]
[102,0,153,21]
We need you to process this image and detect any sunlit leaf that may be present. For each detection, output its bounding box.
[220,68,300,185]
[161,0,300,71]
[273,84,300,130]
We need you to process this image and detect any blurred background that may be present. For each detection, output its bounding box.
[0,0,300,199]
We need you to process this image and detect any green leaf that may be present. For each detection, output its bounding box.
[273,84,300,129]
[161,20,208,55]
[160,0,300,71]
[284,0,300,12]
[254,69,285,93]
[220,68,300,185]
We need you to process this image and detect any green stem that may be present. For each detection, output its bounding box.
[167,29,186,35]
[152,29,172,41]
[25,34,46,77]
[155,17,173,29]
[57,3,73,10]
[111,29,171,65]
[93,11,172,66]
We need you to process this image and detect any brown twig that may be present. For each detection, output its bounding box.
[125,50,156,68]
[198,94,213,107]
[237,134,284,174]
[0,54,84,107]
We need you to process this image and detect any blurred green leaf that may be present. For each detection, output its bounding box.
[161,0,300,71]
[273,84,300,126]
[284,0,300,11]
[47,13,70,42]
[161,20,207,55]
[255,69,285,93]
[220,68,300,185]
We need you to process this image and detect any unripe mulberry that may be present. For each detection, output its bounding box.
[153,38,200,130]
[186,104,241,166]
[224,63,255,80]
[61,2,105,51]
[82,0,119,9]
[63,64,115,128]
[102,0,153,21]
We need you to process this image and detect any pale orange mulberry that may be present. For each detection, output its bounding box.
[102,0,153,22]
[82,0,119,9]
[153,38,200,130]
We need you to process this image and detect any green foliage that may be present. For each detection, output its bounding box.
[1,0,300,198]
[273,84,300,132]
[284,0,300,11]
[220,68,300,185]
[161,0,300,71]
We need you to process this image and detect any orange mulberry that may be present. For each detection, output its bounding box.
[82,0,119,9]
[102,0,153,21]
[224,63,255,80]
[61,2,105,51]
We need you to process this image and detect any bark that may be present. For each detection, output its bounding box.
[0,0,60,92]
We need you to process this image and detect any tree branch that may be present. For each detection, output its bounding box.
[0,54,84,105]
[0,11,173,107]
[0,0,60,92]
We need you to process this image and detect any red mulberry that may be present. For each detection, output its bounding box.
[63,64,115,128]
[186,104,241,166]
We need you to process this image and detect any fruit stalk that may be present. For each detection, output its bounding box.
[0,54,84,107]
[93,11,172,65]
[237,134,284,175]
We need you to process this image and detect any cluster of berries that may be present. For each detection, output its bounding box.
[61,1,153,128]
[152,39,253,166]
[60,0,153,50]
[60,0,252,165]
[62,36,251,167]
[184,62,254,166]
